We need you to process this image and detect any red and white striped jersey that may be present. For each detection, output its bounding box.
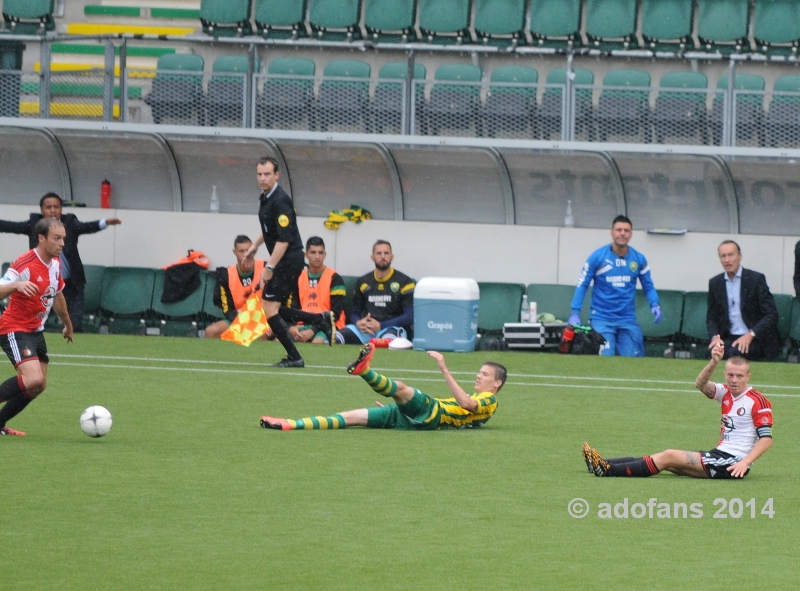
[713,383,773,459]
[0,249,64,334]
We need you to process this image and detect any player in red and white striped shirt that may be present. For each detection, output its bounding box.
[584,339,773,479]
[0,217,73,436]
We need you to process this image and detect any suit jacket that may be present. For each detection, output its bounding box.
[0,213,103,285]
[707,268,781,359]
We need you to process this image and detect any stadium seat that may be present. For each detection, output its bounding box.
[312,60,370,132]
[790,298,800,349]
[418,0,472,44]
[474,0,527,47]
[477,282,525,332]
[420,64,482,136]
[635,289,684,340]
[478,66,537,138]
[539,67,593,140]
[697,0,750,54]
[585,0,638,50]
[773,293,794,345]
[764,75,800,147]
[99,267,156,335]
[199,0,253,37]
[709,74,765,146]
[2,0,55,35]
[366,61,426,134]
[528,0,582,48]
[82,264,106,333]
[652,71,709,144]
[364,0,416,42]
[754,0,800,56]
[595,69,651,142]
[640,0,694,51]
[340,275,360,320]
[254,0,307,39]
[680,291,709,342]
[525,284,576,322]
[151,270,206,337]
[144,54,205,125]
[205,55,259,127]
[309,0,362,40]
[256,57,315,130]
[201,271,226,324]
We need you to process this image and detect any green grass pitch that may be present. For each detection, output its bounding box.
[3,335,799,590]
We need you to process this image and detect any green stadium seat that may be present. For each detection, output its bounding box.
[697,0,750,54]
[477,282,526,332]
[420,63,482,135]
[681,291,709,342]
[2,0,55,35]
[254,0,307,39]
[201,271,226,323]
[366,61,426,134]
[635,290,684,339]
[478,66,537,138]
[151,270,206,337]
[539,67,593,140]
[474,0,526,47]
[419,0,472,44]
[754,0,800,56]
[312,59,370,132]
[585,0,638,50]
[82,264,106,333]
[528,0,582,48]
[206,55,260,127]
[340,275,360,321]
[525,284,575,322]
[257,57,315,129]
[773,293,794,343]
[764,75,800,147]
[596,69,651,142]
[199,0,253,37]
[309,0,362,40]
[99,267,156,335]
[364,0,416,42]
[144,54,205,125]
[640,0,694,51]
[709,73,765,146]
[652,71,709,144]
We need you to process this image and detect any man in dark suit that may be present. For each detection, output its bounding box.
[707,240,781,361]
[793,239,800,301]
[0,193,121,332]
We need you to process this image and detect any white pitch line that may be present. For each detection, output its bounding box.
[50,353,800,390]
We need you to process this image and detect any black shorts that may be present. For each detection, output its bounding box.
[0,331,49,367]
[262,250,304,305]
[699,448,749,479]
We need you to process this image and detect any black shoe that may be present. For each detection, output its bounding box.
[270,357,305,368]
[318,311,336,347]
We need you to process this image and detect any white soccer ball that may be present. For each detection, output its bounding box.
[80,406,113,438]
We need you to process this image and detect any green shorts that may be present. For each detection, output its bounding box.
[366,390,441,431]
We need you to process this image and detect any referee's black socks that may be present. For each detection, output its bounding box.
[268,314,303,361]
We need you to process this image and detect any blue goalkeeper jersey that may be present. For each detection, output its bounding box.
[571,244,659,322]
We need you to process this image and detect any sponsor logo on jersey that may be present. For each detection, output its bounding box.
[278,214,290,228]
[368,295,393,307]
[40,286,56,307]
[427,321,453,332]
[390,282,400,293]
[629,261,638,272]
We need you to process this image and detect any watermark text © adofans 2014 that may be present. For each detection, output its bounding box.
[567,497,775,519]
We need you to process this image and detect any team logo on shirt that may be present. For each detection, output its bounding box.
[390,282,400,293]
[737,407,746,416]
[629,261,638,272]
[22,348,32,357]
[278,214,290,228]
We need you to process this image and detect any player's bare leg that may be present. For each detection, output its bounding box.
[651,450,709,478]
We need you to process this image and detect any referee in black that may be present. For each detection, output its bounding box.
[245,156,307,367]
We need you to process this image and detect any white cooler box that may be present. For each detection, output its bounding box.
[503,322,568,349]
[413,277,480,352]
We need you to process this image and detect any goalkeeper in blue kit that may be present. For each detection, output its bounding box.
[569,215,661,357]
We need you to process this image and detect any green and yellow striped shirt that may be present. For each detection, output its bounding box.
[435,392,498,429]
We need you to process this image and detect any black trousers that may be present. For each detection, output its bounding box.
[62,279,85,333]
[723,334,767,361]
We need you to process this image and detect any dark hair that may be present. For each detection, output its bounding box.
[483,361,507,391]
[727,355,750,370]
[306,236,325,250]
[373,239,392,253]
[257,156,279,173]
[34,216,64,239]
[612,215,632,229]
[39,192,62,209]
[233,235,252,247]
[719,240,741,254]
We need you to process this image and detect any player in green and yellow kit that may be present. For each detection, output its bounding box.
[260,342,506,431]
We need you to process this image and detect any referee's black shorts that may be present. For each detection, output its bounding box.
[262,250,305,305]
[0,331,49,367]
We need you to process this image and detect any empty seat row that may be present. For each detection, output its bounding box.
[193,0,800,54]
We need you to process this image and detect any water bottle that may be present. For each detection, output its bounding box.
[663,342,674,358]
[559,326,575,354]
[529,301,537,323]
[520,294,530,323]
[210,185,220,213]
[564,199,574,227]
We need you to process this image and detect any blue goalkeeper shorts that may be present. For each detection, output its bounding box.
[590,319,644,358]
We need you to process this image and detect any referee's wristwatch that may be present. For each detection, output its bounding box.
[266,264,275,273]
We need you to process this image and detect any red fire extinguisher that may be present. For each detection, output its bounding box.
[101,179,111,209]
